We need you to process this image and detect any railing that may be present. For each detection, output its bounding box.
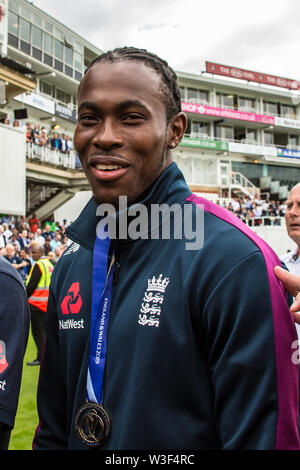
[231,172,260,198]
[183,133,300,152]
[238,215,284,227]
[26,142,76,169]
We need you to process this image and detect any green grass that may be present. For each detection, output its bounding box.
[8,332,40,450]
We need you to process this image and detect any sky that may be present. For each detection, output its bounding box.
[32,0,300,80]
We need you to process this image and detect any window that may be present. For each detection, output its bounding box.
[33,14,42,27]
[216,93,235,108]
[239,97,256,112]
[187,88,208,104]
[191,121,209,137]
[43,33,52,55]
[8,11,19,37]
[64,45,73,66]
[20,18,30,43]
[187,88,197,100]
[55,28,64,41]
[21,6,31,20]
[54,39,63,60]
[179,87,185,99]
[281,104,296,119]
[56,88,71,104]
[246,129,257,143]
[288,135,298,147]
[44,20,53,34]
[216,125,234,140]
[32,26,42,48]
[263,101,278,115]
[264,132,274,145]
[40,81,53,97]
[74,51,83,72]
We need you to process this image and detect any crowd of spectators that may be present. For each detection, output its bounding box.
[0,213,71,284]
[1,117,73,153]
[215,196,286,226]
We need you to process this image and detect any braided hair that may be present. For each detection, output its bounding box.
[79,47,182,123]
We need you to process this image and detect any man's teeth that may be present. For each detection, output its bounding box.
[95,164,123,170]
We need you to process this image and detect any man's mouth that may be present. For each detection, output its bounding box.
[89,160,130,181]
[94,163,125,171]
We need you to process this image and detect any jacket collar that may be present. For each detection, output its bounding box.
[66,162,192,252]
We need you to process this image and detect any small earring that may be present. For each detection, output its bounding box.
[169,142,176,149]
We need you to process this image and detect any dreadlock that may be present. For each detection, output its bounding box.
[78,47,182,123]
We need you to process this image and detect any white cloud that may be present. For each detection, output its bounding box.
[32,0,300,79]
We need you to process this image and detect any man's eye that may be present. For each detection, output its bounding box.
[79,115,98,123]
[122,114,144,122]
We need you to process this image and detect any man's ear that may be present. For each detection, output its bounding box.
[167,112,187,150]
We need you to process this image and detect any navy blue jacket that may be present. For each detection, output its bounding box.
[33,163,300,450]
[0,257,29,449]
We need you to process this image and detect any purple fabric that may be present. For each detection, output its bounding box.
[187,194,300,450]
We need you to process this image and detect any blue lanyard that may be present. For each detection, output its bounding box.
[86,230,114,404]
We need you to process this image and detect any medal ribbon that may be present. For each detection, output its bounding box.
[86,223,114,405]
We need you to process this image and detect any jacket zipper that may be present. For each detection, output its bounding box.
[113,260,120,284]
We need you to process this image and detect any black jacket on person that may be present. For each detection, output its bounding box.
[33,163,300,450]
[0,257,29,449]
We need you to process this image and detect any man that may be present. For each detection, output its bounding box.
[4,244,26,273]
[28,213,39,234]
[19,248,32,282]
[26,244,53,366]
[2,224,12,242]
[33,47,300,450]
[17,229,30,250]
[280,184,300,337]
[0,226,6,249]
[50,133,62,151]
[50,232,61,252]
[41,224,54,241]
[34,228,45,246]
[0,256,29,449]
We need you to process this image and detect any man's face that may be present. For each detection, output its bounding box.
[74,61,174,206]
[285,185,300,247]
[6,246,13,256]
[31,246,41,261]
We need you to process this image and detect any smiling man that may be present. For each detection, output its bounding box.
[33,47,300,451]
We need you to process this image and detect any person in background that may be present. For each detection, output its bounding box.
[0,226,6,249]
[50,133,62,151]
[19,248,32,283]
[280,184,300,337]
[0,256,29,449]
[26,244,53,366]
[38,128,48,147]
[4,245,26,273]
[28,213,39,234]
[34,228,45,246]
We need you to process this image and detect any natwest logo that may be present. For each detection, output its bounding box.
[0,340,8,374]
[61,282,83,315]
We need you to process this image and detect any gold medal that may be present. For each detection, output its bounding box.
[75,402,111,447]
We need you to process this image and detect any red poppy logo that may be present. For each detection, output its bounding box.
[0,341,8,374]
[61,282,83,315]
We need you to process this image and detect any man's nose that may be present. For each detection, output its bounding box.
[289,203,300,217]
[92,120,122,149]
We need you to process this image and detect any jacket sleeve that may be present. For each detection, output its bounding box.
[202,250,300,450]
[32,285,67,449]
[0,272,29,448]
[26,263,42,299]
